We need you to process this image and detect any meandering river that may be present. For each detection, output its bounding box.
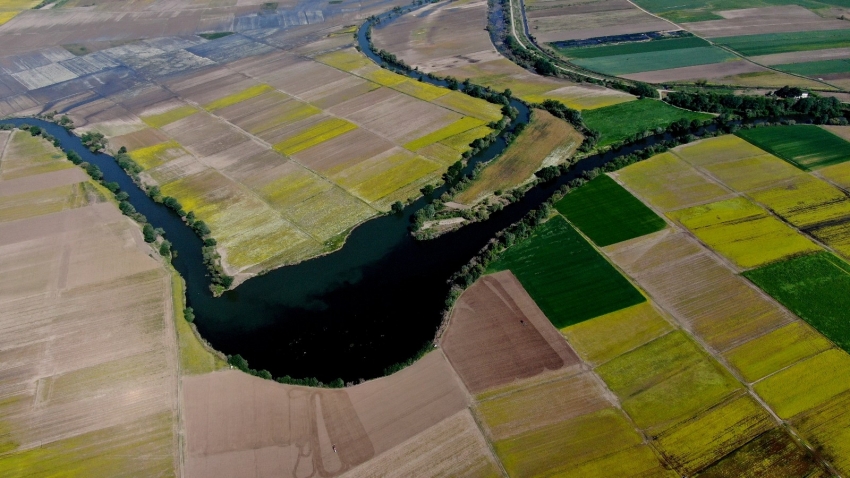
[3,10,675,382]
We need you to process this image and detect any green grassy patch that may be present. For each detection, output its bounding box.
[583,100,712,147]
[488,215,646,328]
[716,29,850,57]
[775,58,850,76]
[198,32,234,40]
[632,0,847,23]
[744,251,850,352]
[557,36,709,59]
[571,47,736,76]
[555,174,666,247]
[737,125,850,170]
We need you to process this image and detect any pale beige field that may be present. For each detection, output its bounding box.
[371,0,634,110]
[0,131,180,476]
[682,6,850,38]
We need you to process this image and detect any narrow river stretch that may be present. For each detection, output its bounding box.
[3,10,679,383]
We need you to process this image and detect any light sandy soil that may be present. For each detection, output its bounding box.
[750,47,850,66]
[182,350,471,477]
[682,6,850,38]
[0,141,180,474]
[622,60,767,83]
[441,270,581,394]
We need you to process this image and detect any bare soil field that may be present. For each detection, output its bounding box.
[371,0,634,109]
[751,47,850,66]
[623,60,767,83]
[441,271,581,394]
[0,143,179,475]
[530,11,673,43]
[682,6,850,38]
[604,229,794,353]
[183,350,471,478]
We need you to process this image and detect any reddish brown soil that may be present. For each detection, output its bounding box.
[441,271,581,394]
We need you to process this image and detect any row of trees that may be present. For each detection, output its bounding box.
[226,354,346,388]
[665,89,845,120]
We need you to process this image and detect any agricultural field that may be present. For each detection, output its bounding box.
[441,271,581,394]
[744,252,850,352]
[668,197,820,269]
[0,0,38,26]
[523,0,673,43]
[632,0,850,24]
[716,29,850,57]
[454,109,583,205]
[583,100,712,147]
[488,215,646,328]
[560,36,737,77]
[0,131,180,475]
[370,0,636,110]
[555,174,667,247]
[737,125,850,170]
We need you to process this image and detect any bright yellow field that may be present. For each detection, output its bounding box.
[792,390,850,475]
[596,331,741,432]
[362,67,408,87]
[247,99,320,136]
[811,221,850,258]
[754,349,850,419]
[0,11,20,25]
[562,302,673,366]
[203,84,275,111]
[415,142,462,166]
[439,125,494,153]
[653,394,774,476]
[434,91,504,122]
[702,154,802,192]
[673,135,766,166]
[273,118,357,156]
[668,197,820,269]
[818,161,850,190]
[615,152,731,211]
[350,155,440,202]
[404,117,485,151]
[315,49,372,72]
[493,408,647,477]
[523,87,634,111]
[129,141,186,170]
[141,106,199,128]
[725,322,834,383]
[749,175,850,229]
[394,79,450,102]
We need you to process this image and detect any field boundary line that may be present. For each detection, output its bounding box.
[624,0,844,91]
[604,167,843,476]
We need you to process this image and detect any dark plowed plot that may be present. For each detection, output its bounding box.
[442,271,580,394]
[555,174,666,247]
[737,125,850,170]
[488,215,645,328]
[695,428,828,478]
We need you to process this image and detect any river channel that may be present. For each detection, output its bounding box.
[4,11,677,382]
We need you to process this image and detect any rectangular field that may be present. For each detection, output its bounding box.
[744,252,850,352]
[441,271,580,394]
[488,216,646,328]
[583,100,712,148]
[748,174,850,229]
[775,58,850,76]
[571,46,737,76]
[595,330,741,432]
[555,174,667,247]
[737,125,850,170]
[613,152,732,211]
[791,390,850,476]
[715,29,850,57]
[667,197,820,269]
[454,110,582,205]
[559,36,711,59]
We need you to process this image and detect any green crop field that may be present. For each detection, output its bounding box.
[632,0,849,23]
[775,59,850,76]
[744,252,850,352]
[716,29,850,57]
[571,47,736,76]
[555,175,666,247]
[584,100,712,148]
[558,36,710,59]
[737,125,850,170]
[487,215,646,328]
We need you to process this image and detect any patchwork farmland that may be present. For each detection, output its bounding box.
[4,0,850,474]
